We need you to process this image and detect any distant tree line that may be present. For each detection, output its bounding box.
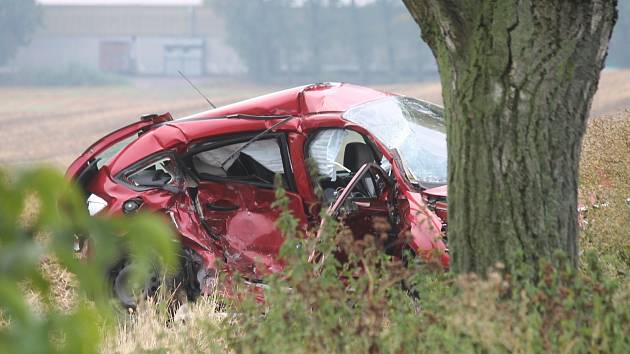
[209,0,630,84]
[0,0,40,67]
[208,0,438,84]
[2,1,629,84]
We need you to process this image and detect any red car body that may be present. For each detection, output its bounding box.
[67,83,449,295]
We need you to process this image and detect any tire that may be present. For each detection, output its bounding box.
[111,248,203,310]
[112,263,161,309]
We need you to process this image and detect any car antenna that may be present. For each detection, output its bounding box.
[177,70,216,109]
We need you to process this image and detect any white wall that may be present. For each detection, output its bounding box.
[11,35,246,76]
[12,37,101,71]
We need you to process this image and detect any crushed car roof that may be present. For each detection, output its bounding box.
[182,82,390,119]
[107,83,392,174]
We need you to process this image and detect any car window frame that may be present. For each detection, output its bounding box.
[115,150,183,192]
[304,127,383,191]
[183,131,297,192]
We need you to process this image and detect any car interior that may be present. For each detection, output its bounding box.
[189,138,287,187]
[126,158,175,188]
[119,130,384,203]
[309,129,382,203]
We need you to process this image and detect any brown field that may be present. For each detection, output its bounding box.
[375,68,630,117]
[1,69,629,169]
[0,81,279,167]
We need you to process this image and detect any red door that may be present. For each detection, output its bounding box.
[197,180,307,279]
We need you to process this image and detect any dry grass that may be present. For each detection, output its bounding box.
[578,109,630,277]
[40,257,79,312]
[100,295,227,353]
[580,109,630,196]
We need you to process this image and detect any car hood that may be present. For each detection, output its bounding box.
[422,185,447,199]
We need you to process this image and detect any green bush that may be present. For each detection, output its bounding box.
[0,167,177,353]
[220,183,630,354]
[4,158,626,353]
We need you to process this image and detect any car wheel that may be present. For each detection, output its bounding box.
[112,263,161,309]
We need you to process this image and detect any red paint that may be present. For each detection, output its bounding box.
[421,185,449,225]
[67,83,450,285]
[196,180,307,278]
[423,185,447,198]
[66,113,172,179]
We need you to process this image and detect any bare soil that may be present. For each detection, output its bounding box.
[0,82,278,166]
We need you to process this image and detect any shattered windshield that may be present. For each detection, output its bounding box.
[343,96,447,186]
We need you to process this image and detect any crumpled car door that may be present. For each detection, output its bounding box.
[327,163,392,222]
[309,162,397,263]
[196,180,307,280]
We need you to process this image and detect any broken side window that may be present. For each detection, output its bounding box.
[96,134,138,169]
[308,129,374,180]
[192,138,285,186]
[126,157,177,188]
[308,129,379,203]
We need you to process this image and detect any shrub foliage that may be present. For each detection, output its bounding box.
[0,167,176,353]
[221,183,630,354]
[3,115,630,354]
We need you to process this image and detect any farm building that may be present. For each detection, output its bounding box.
[12,0,246,76]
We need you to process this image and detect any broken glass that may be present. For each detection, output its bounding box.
[344,96,447,186]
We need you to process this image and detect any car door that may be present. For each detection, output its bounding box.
[309,162,401,264]
[327,163,395,240]
[187,134,307,279]
[326,162,448,265]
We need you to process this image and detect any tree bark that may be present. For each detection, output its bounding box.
[402,0,617,275]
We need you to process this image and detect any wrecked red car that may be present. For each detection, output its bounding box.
[67,83,449,304]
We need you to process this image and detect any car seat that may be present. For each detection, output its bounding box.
[343,143,376,197]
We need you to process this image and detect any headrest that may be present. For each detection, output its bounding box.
[343,143,374,173]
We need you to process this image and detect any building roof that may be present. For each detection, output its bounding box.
[38,0,203,6]
[37,5,223,37]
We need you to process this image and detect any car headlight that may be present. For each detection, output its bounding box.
[87,194,108,216]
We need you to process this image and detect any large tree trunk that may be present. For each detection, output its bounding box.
[402,0,617,275]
